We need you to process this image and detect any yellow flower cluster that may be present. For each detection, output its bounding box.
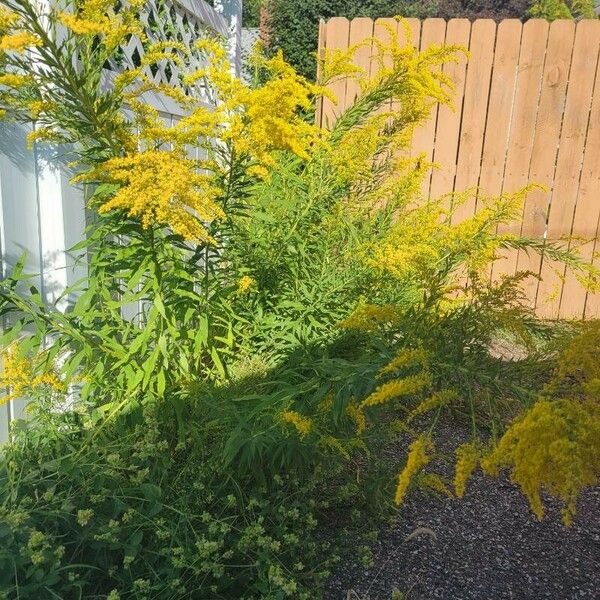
[365,205,444,281]
[0,31,41,53]
[320,19,459,101]
[545,320,600,399]
[26,127,65,148]
[395,436,433,505]
[186,42,325,175]
[409,389,457,422]
[0,346,64,405]
[85,39,328,234]
[319,47,365,84]
[86,150,224,243]
[59,0,144,51]
[339,303,400,332]
[28,100,53,119]
[0,6,19,31]
[329,114,390,184]
[236,275,255,295]
[317,391,334,413]
[453,442,480,498]
[379,348,429,377]
[361,372,432,408]
[346,402,367,435]
[482,399,600,525]
[365,188,533,293]
[0,73,30,88]
[280,410,312,439]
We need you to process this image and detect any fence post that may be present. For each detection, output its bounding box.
[213,0,243,76]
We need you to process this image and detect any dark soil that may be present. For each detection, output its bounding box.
[325,422,600,600]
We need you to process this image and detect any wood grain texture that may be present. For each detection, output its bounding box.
[536,20,600,318]
[411,18,447,199]
[428,19,471,206]
[516,19,576,308]
[451,19,496,224]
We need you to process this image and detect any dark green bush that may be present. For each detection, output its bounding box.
[265,0,536,81]
[267,0,438,80]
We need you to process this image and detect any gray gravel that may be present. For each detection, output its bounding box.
[325,422,600,600]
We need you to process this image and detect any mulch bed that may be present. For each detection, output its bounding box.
[325,422,600,600]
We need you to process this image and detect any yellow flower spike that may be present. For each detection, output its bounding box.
[0,31,41,52]
[141,41,190,66]
[0,73,31,88]
[482,399,600,526]
[0,6,19,32]
[26,127,64,149]
[246,164,270,179]
[195,38,227,59]
[236,275,255,295]
[59,0,142,50]
[408,389,457,422]
[0,346,30,405]
[317,391,334,413]
[378,348,429,377]
[33,371,65,394]
[395,436,433,506]
[0,345,64,405]
[346,402,367,435]
[280,410,312,439]
[28,100,53,120]
[320,47,367,85]
[114,68,142,90]
[361,372,432,408]
[453,442,481,498]
[58,13,106,36]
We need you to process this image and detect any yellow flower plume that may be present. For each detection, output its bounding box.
[280,410,312,439]
[395,436,433,506]
[88,150,224,243]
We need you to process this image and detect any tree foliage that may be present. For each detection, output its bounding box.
[265,0,534,80]
[267,0,437,79]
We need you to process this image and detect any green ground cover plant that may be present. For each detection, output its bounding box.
[0,2,599,598]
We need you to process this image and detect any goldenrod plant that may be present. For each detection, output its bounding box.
[0,3,599,597]
[482,323,600,525]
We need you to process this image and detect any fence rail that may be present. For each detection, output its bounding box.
[318,17,600,320]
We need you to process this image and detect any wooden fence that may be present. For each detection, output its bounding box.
[317,17,600,320]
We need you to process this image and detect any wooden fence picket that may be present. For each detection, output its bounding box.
[536,20,600,318]
[490,19,549,283]
[411,18,447,199]
[451,19,496,224]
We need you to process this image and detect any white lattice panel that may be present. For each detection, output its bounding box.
[106,0,229,112]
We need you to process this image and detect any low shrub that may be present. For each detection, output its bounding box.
[0,402,339,599]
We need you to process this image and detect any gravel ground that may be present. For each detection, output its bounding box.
[325,422,600,600]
